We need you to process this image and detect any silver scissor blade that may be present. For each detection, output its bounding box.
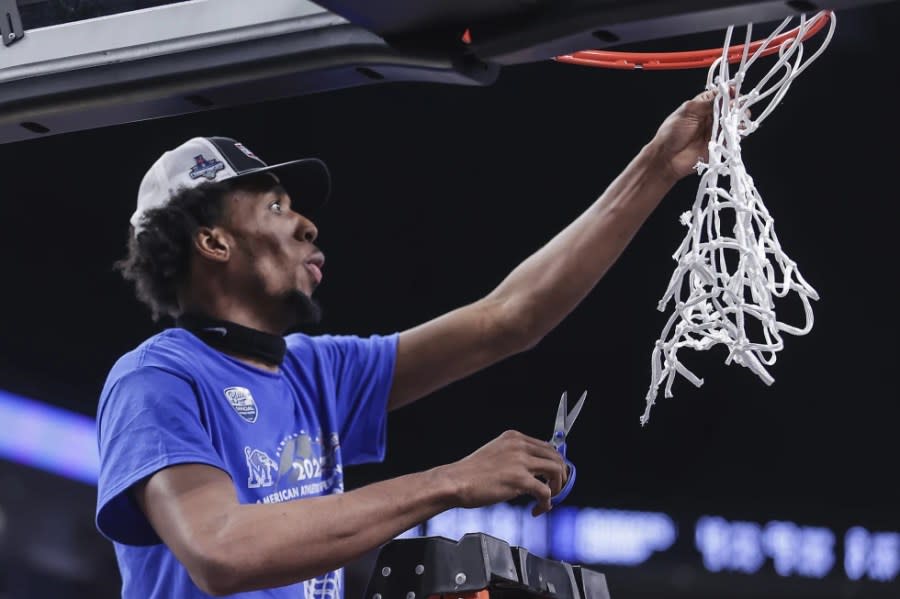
[565,390,587,433]
[555,391,569,432]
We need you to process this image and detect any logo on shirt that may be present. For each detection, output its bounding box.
[189,154,226,180]
[223,386,258,423]
[255,431,344,505]
[244,447,277,488]
[304,570,342,599]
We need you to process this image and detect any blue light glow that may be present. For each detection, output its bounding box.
[845,527,900,582]
[0,389,98,484]
[695,517,764,573]
[695,515,835,579]
[411,504,674,567]
[395,524,424,539]
[571,508,677,566]
[424,504,550,556]
[408,508,900,586]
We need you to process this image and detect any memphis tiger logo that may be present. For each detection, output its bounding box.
[189,154,226,180]
[244,447,277,488]
[224,386,258,423]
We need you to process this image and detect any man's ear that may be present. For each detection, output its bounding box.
[194,226,231,263]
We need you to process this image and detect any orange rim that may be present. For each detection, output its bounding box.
[554,11,832,70]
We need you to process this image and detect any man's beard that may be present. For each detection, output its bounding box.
[284,289,323,327]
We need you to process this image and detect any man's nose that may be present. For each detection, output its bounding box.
[296,215,318,243]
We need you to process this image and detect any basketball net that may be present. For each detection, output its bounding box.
[641,12,836,425]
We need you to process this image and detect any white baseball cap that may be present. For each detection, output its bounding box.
[131,136,331,235]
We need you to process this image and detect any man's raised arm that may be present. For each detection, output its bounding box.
[388,90,715,410]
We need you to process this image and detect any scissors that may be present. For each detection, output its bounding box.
[550,390,587,506]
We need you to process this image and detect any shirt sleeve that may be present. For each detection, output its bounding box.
[95,366,228,546]
[312,333,398,466]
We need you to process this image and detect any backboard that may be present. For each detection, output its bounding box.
[0,0,894,144]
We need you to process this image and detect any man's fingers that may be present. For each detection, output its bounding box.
[529,455,567,497]
[520,475,552,516]
[522,439,568,493]
[485,430,570,513]
[518,434,565,460]
[688,89,717,114]
[697,89,717,103]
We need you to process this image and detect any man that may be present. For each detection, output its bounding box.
[96,90,716,598]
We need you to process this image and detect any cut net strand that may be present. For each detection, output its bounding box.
[641,12,835,425]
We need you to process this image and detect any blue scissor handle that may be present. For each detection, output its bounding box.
[550,438,575,506]
[552,456,576,507]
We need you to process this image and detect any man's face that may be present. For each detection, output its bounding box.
[221,186,325,328]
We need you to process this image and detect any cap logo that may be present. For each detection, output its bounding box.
[234,143,257,159]
[189,154,226,181]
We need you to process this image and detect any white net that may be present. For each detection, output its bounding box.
[642,12,836,425]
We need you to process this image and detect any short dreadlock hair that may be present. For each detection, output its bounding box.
[115,173,283,320]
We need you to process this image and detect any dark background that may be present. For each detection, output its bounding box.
[0,1,898,597]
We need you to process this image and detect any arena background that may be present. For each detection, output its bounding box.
[0,1,898,597]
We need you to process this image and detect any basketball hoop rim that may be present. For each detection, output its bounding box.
[554,11,832,70]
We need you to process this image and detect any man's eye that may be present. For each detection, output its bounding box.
[269,201,283,214]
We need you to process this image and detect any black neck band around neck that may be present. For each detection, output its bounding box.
[176,313,287,366]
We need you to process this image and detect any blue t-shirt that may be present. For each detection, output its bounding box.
[95,328,398,598]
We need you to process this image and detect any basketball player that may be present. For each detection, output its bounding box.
[96,90,716,598]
